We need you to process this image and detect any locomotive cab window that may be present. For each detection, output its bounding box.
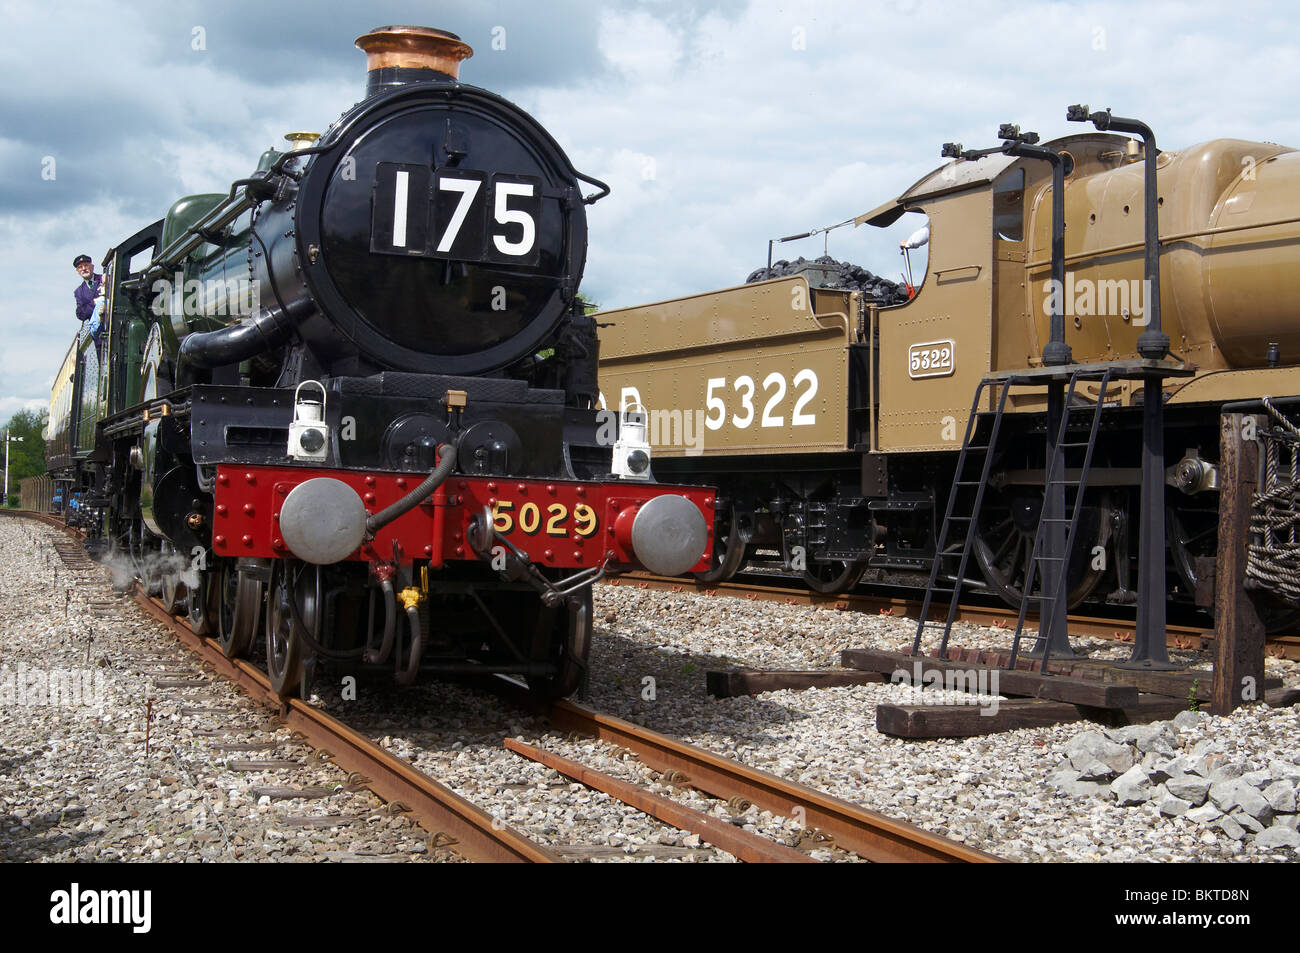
[894,211,930,296]
[127,244,155,275]
[993,169,1024,242]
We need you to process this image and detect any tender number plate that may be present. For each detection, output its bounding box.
[908,340,955,379]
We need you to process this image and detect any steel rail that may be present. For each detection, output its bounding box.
[0,512,1266,653]
[504,739,817,863]
[16,510,995,861]
[13,511,1290,860]
[545,699,1002,863]
[608,573,1222,652]
[128,591,561,863]
[10,513,554,860]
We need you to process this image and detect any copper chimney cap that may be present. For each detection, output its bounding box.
[355,26,473,79]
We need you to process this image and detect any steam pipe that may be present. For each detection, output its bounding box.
[1067,105,1172,668]
[396,604,423,685]
[1066,106,1166,359]
[175,296,312,385]
[123,191,259,291]
[999,133,1070,366]
[363,578,397,664]
[364,443,457,535]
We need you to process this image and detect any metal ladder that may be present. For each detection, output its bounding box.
[910,378,1015,660]
[1007,368,1113,670]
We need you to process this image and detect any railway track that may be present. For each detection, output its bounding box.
[6,509,996,863]
[538,698,998,862]
[136,585,995,862]
[608,571,1257,655]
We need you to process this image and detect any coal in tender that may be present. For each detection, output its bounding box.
[747,254,910,304]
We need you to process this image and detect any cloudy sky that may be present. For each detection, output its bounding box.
[2,0,1297,420]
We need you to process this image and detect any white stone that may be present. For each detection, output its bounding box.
[1214,815,1246,841]
[1166,776,1211,806]
[1185,803,1223,825]
[1066,732,1135,775]
[1111,765,1153,807]
[1263,780,1297,814]
[1255,826,1300,850]
[1208,777,1247,812]
[1157,793,1192,817]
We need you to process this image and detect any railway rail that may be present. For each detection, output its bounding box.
[129,592,560,863]
[607,571,1300,659]
[539,698,999,863]
[6,509,995,862]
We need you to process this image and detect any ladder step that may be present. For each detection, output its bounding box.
[1036,555,1065,562]
[964,444,990,451]
[953,481,982,487]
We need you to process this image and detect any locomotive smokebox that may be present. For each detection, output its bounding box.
[356,25,474,96]
[237,22,592,378]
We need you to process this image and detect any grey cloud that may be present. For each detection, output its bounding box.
[142,0,613,90]
[3,0,1299,411]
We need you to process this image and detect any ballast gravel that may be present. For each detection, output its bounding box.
[578,584,1300,862]
[0,518,435,863]
[6,512,1299,863]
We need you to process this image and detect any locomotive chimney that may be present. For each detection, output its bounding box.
[356,26,474,97]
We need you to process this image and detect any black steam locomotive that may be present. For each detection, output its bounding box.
[47,26,714,699]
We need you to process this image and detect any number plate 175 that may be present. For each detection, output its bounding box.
[908,340,955,379]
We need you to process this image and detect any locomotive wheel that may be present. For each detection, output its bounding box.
[187,564,219,636]
[694,504,747,584]
[159,541,187,615]
[802,559,867,595]
[1168,503,1300,634]
[525,586,594,701]
[266,561,320,700]
[217,561,263,660]
[1167,502,1216,602]
[106,530,132,592]
[971,490,1109,611]
[130,518,163,598]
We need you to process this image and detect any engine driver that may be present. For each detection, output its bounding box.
[899,223,930,250]
[73,254,105,342]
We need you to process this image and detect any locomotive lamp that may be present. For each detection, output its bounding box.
[288,380,330,463]
[612,407,652,481]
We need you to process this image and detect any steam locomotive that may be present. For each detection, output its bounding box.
[46,26,714,699]
[596,111,1300,630]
